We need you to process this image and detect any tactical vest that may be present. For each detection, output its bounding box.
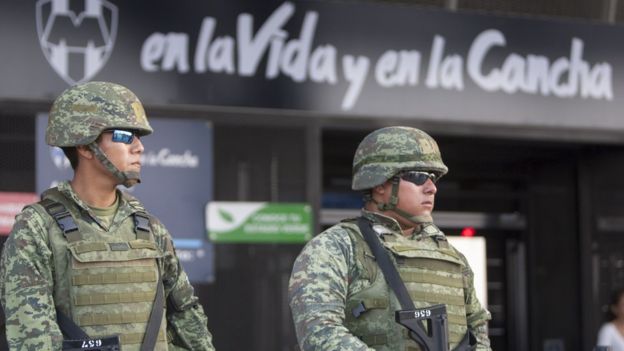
[31,188,168,351]
[342,221,469,351]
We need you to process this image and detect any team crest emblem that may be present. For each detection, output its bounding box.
[35,0,118,85]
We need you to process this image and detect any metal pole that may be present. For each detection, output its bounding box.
[604,0,618,23]
[305,122,322,236]
[446,0,458,11]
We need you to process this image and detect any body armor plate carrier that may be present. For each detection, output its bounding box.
[32,189,168,351]
[343,218,473,351]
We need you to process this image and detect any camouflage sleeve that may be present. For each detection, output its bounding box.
[0,206,64,350]
[456,250,492,351]
[151,219,215,351]
[288,227,374,351]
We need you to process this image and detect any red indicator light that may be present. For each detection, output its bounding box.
[461,227,476,237]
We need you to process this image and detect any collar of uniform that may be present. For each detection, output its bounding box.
[57,181,135,230]
[361,209,404,234]
[57,181,96,213]
[413,222,445,239]
[113,191,145,224]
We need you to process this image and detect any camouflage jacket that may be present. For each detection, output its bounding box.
[288,210,491,351]
[0,181,215,351]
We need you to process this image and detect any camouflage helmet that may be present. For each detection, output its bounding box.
[352,126,448,190]
[46,81,153,147]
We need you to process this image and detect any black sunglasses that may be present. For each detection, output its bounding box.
[108,130,137,144]
[399,171,438,185]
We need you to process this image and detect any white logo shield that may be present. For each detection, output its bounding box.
[35,0,118,85]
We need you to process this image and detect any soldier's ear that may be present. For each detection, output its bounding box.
[373,184,386,195]
[76,145,94,160]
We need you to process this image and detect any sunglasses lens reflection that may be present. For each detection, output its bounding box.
[111,130,134,144]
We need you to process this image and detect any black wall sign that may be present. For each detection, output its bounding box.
[2,0,623,131]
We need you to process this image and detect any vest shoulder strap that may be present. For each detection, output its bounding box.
[39,198,82,242]
[39,195,154,242]
[121,192,153,241]
[133,211,152,241]
[339,221,378,283]
[356,217,415,310]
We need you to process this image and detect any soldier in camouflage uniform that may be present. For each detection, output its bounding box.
[289,126,491,351]
[0,81,215,350]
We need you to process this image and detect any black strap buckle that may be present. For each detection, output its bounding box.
[134,212,151,233]
[54,211,79,234]
[43,201,78,234]
[352,301,367,318]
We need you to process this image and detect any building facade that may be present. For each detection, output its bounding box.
[2,1,624,350]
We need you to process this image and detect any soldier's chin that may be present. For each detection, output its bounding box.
[122,180,140,188]
[121,172,141,188]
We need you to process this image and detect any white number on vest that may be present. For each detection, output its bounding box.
[81,339,103,348]
[414,309,432,319]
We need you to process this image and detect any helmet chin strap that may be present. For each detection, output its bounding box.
[372,176,433,225]
[88,143,141,188]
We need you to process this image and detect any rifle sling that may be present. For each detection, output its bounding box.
[56,307,90,340]
[141,269,165,351]
[356,218,430,346]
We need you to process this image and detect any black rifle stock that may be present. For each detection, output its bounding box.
[395,304,449,351]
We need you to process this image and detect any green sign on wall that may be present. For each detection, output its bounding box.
[206,202,312,243]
